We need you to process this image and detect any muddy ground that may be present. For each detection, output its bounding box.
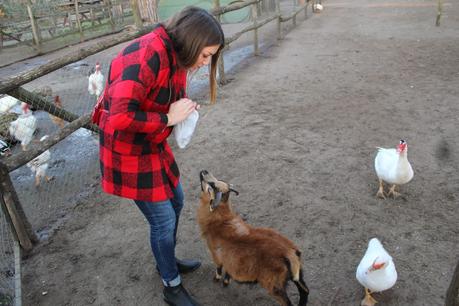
[4,0,459,305]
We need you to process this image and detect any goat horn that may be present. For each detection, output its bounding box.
[210,191,223,211]
[229,188,239,196]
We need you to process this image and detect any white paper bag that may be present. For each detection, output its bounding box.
[173,110,199,149]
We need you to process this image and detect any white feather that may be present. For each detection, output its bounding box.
[88,70,104,97]
[356,238,397,292]
[375,146,413,185]
[8,112,37,147]
[313,3,323,12]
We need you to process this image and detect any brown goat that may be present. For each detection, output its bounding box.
[197,170,309,306]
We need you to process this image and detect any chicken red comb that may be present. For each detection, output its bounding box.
[21,102,29,112]
[397,140,407,153]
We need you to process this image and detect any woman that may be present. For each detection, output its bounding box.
[97,7,224,306]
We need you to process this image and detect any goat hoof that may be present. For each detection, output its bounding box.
[213,275,221,282]
[223,280,230,287]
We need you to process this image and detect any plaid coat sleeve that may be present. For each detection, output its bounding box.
[106,43,168,134]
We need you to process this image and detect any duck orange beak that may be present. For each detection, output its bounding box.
[372,262,385,270]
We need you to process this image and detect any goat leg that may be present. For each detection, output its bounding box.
[223,272,231,287]
[294,269,309,306]
[271,287,293,306]
[213,266,223,282]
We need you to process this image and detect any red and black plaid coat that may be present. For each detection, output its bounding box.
[98,25,187,202]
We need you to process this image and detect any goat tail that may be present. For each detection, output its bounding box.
[286,250,309,305]
[286,250,301,281]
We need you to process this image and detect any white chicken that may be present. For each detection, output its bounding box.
[27,135,53,187]
[374,139,413,199]
[8,103,37,151]
[313,2,323,13]
[88,62,104,99]
[356,238,397,306]
[0,95,20,113]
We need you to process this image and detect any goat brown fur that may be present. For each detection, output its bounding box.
[197,170,309,306]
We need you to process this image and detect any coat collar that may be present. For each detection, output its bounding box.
[154,24,177,76]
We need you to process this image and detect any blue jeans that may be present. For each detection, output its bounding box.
[134,182,184,287]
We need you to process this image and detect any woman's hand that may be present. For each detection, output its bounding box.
[167,98,198,126]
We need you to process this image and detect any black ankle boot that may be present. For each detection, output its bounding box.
[176,258,201,274]
[163,284,201,306]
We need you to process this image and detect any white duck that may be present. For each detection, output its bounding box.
[374,139,413,199]
[356,238,397,306]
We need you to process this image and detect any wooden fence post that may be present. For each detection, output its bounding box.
[0,163,37,252]
[305,0,308,18]
[213,0,226,84]
[251,2,259,55]
[26,3,41,49]
[74,0,84,42]
[218,50,226,85]
[130,0,143,29]
[67,11,74,30]
[276,0,282,40]
[90,8,96,27]
[104,0,116,31]
[292,0,297,26]
[213,0,221,22]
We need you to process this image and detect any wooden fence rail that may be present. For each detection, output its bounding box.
[211,0,259,16]
[225,14,278,45]
[216,0,310,86]
[280,2,309,22]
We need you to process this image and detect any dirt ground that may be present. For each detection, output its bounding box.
[10,0,459,305]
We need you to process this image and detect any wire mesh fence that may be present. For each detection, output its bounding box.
[0,0,130,44]
[0,0,312,304]
[0,0,133,67]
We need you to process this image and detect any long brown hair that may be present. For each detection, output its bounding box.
[164,6,225,103]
